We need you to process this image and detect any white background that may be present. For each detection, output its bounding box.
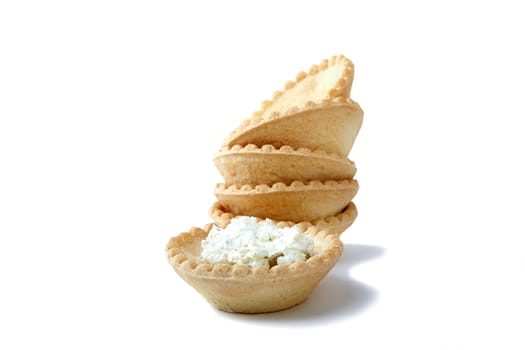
[1,1,524,349]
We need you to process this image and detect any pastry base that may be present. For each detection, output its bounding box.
[166,224,343,313]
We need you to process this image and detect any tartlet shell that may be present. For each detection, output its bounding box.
[224,55,355,151]
[165,224,343,313]
[224,99,363,157]
[213,144,357,186]
[209,201,358,236]
[214,179,359,222]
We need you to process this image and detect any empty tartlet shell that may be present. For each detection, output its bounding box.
[209,201,358,236]
[213,144,357,186]
[226,55,354,146]
[223,99,363,157]
[214,179,359,222]
[165,224,343,313]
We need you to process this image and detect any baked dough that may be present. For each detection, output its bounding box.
[223,55,356,150]
[209,201,358,236]
[214,144,356,186]
[166,55,363,313]
[224,98,363,157]
[214,179,358,222]
[166,224,343,313]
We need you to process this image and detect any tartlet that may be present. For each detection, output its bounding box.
[223,55,357,153]
[209,201,358,236]
[214,144,356,186]
[166,224,343,313]
[214,179,359,222]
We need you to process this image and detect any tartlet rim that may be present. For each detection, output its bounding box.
[165,224,343,279]
[214,143,357,165]
[214,178,359,194]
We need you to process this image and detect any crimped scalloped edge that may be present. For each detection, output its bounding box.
[214,143,356,165]
[223,97,360,147]
[209,201,358,232]
[165,224,343,279]
[257,55,354,116]
[214,178,358,194]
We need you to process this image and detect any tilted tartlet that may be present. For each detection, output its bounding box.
[165,224,343,313]
[223,55,359,155]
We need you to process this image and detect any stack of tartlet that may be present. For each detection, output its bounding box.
[166,55,363,313]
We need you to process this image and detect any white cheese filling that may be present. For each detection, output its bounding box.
[201,216,314,267]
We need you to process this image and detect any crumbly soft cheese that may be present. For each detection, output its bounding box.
[201,216,314,267]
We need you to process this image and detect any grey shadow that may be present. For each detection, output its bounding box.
[216,243,385,325]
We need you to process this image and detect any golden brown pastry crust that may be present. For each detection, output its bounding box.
[214,179,359,222]
[214,144,357,186]
[223,55,355,147]
[223,98,363,157]
[166,55,363,314]
[165,224,343,313]
[209,201,358,236]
